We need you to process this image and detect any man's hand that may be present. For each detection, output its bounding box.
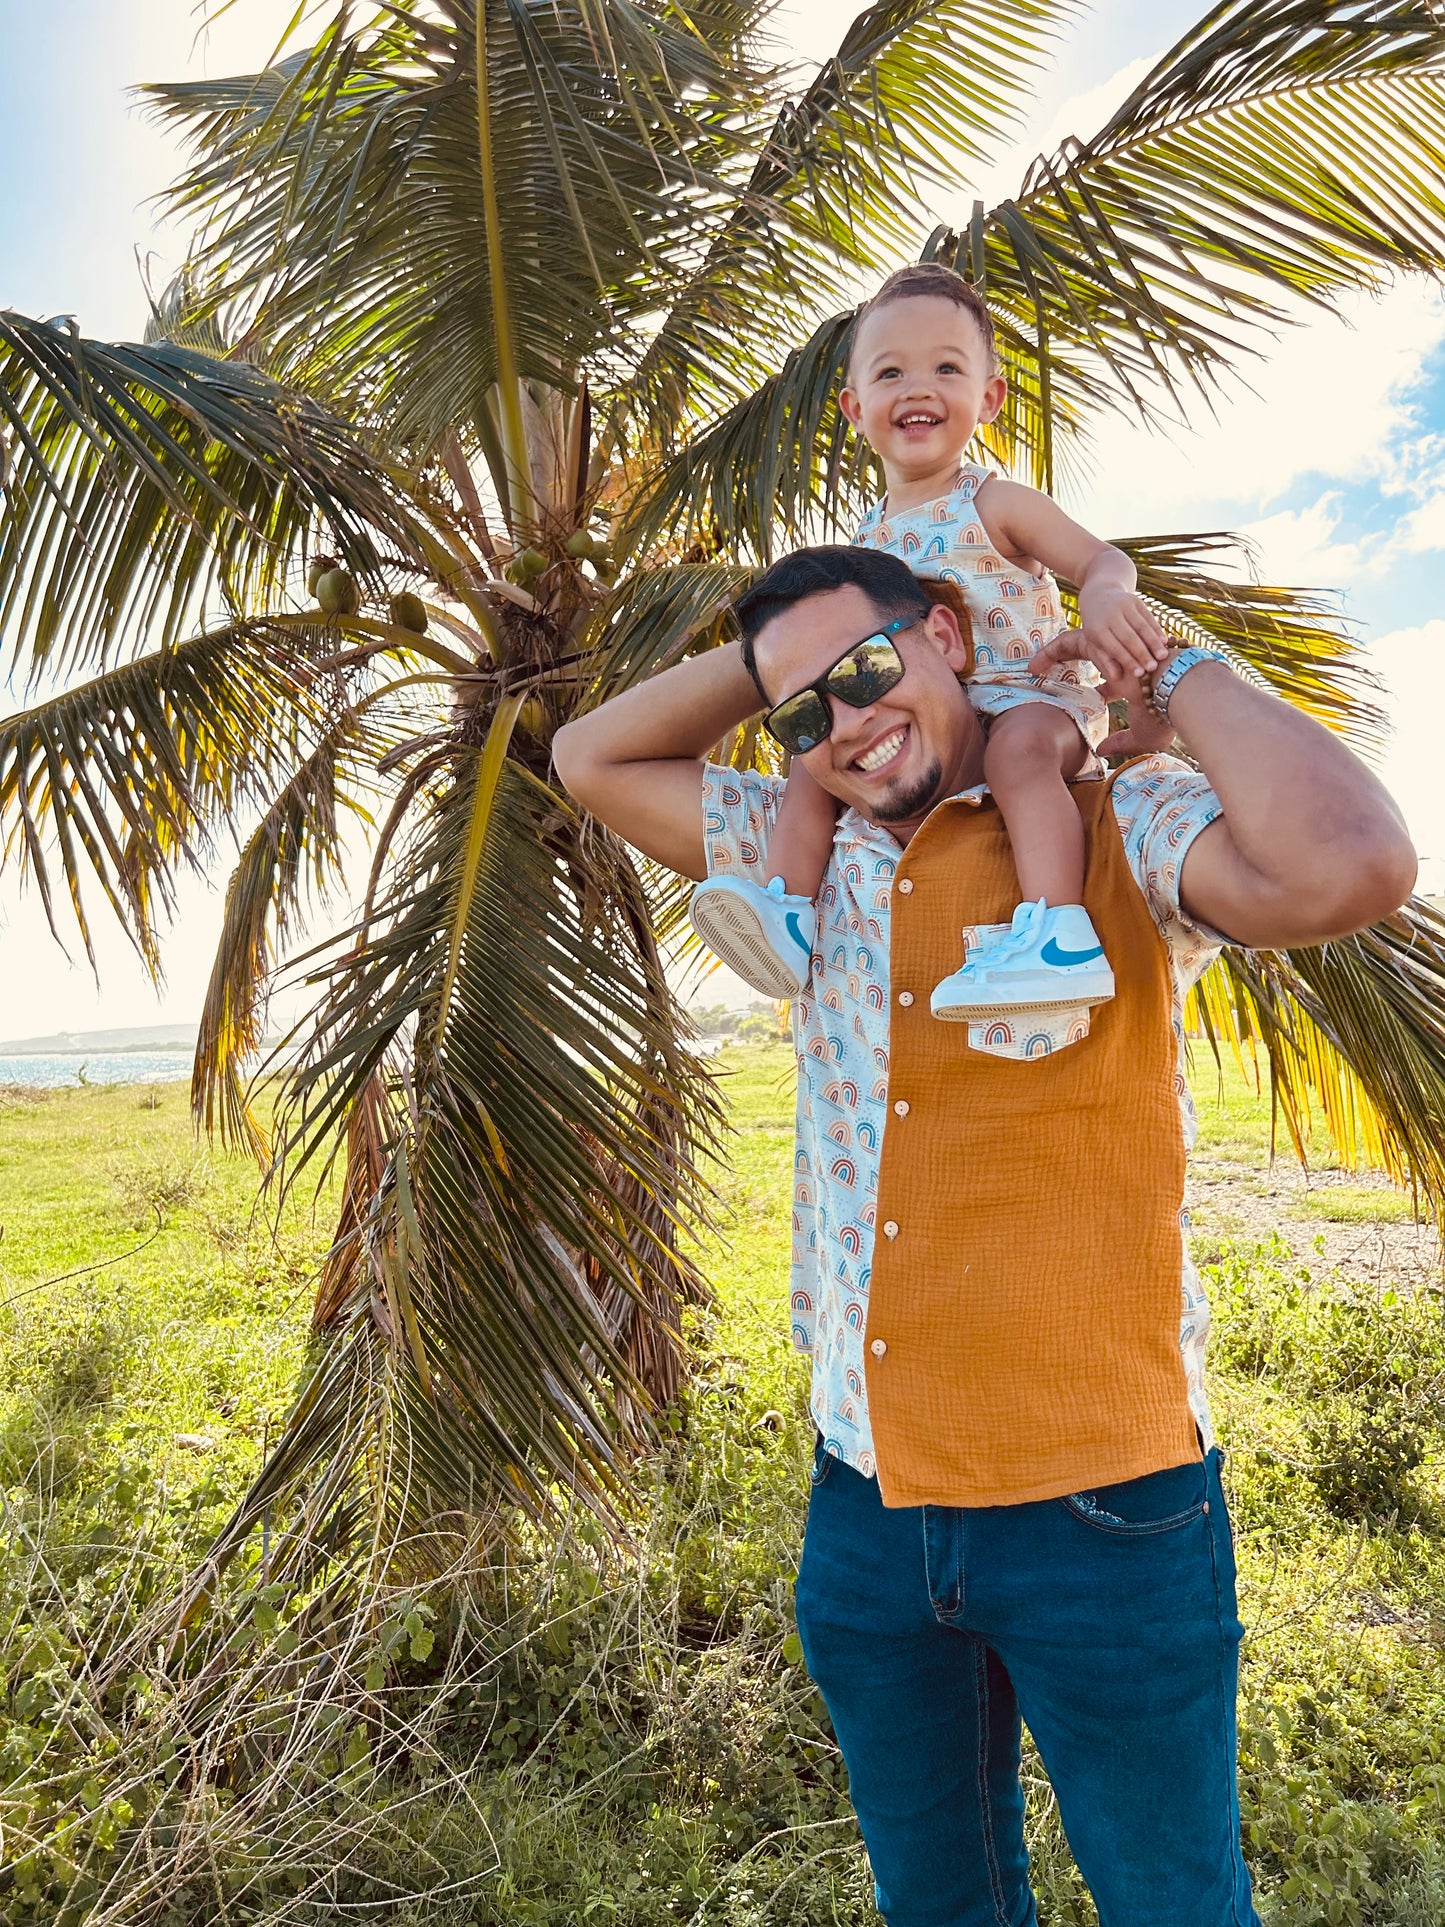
[1099,698,1177,759]
[1029,589,1172,687]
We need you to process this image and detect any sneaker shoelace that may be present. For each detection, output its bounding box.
[972,899,1046,972]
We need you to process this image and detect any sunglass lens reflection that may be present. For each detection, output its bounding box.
[776,692,829,753]
[830,640,904,705]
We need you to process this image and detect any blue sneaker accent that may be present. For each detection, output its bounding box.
[1039,937,1105,968]
[689,873,816,998]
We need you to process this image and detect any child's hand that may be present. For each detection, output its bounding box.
[1074,584,1173,683]
[1028,624,1141,697]
[1029,604,1174,698]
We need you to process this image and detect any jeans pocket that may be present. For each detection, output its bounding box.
[1059,1457,1208,1536]
[810,1438,837,1487]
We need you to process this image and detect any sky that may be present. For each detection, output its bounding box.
[1,0,1442,1033]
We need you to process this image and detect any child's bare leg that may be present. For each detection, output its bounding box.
[931,703,1113,1020]
[766,758,839,901]
[982,705,1091,905]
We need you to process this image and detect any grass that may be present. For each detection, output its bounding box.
[0,1079,337,1518]
[1299,1189,1419,1226]
[0,1052,1443,1923]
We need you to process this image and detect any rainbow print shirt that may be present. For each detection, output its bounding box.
[702,757,1226,1480]
[854,463,1109,745]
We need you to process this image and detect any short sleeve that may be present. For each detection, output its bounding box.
[1109,756,1229,989]
[702,763,785,883]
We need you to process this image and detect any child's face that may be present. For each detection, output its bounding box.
[839,294,1005,483]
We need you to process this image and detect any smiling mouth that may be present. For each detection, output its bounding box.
[895,412,943,430]
[852,725,908,775]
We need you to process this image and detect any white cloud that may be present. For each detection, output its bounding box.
[1395,486,1445,557]
[1065,282,1445,536]
[1235,495,1369,595]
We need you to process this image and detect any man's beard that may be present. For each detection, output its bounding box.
[871,758,945,825]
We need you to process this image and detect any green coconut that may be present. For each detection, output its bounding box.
[307,554,338,596]
[389,590,429,634]
[517,546,549,580]
[564,529,595,560]
[316,568,361,617]
[517,696,548,736]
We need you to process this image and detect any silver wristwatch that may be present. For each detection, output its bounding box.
[1145,646,1229,723]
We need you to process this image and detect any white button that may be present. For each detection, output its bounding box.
[898,991,914,1007]
[898,878,913,895]
[870,1338,888,1359]
[883,1220,899,1240]
[893,1100,909,1116]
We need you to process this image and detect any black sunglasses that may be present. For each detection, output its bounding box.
[758,617,916,755]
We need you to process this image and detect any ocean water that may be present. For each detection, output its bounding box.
[0,1053,193,1090]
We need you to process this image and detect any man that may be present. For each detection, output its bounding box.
[552,546,1415,1927]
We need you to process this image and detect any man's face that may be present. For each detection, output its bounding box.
[753,584,984,836]
[839,294,1006,483]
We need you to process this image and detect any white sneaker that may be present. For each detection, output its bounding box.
[689,875,816,999]
[930,900,1114,1019]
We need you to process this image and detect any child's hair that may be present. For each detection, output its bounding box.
[849,261,999,378]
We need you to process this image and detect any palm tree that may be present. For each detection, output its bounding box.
[4,0,1445,1589]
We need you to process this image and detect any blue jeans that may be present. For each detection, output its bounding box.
[794,1446,1259,1927]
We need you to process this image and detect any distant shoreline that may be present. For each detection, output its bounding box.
[0,1041,198,1057]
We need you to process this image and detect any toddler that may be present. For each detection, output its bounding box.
[689,262,1175,1019]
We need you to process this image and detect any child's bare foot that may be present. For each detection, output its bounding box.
[1099,697,1177,759]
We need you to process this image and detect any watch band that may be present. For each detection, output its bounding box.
[1146,646,1229,723]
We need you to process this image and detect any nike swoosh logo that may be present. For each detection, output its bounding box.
[1039,938,1105,968]
[785,912,812,956]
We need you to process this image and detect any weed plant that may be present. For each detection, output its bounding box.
[0,1058,1443,1922]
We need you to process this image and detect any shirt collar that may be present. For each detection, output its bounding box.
[836,783,993,857]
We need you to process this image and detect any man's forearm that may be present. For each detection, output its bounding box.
[560,640,760,769]
[553,640,762,877]
[1169,657,1416,945]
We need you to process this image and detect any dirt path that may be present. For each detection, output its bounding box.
[1187,1154,1441,1292]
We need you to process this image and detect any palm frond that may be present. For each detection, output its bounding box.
[0,628,311,967]
[192,723,371,1163]
[581,558,751,698]
[622,0,1072,429]
[213,752,720,1573]
[1190,897,1445,1221]
[623,311,865,558]
[954,0,1445,474]
[145,2,774,451]
[0,314,420,679]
